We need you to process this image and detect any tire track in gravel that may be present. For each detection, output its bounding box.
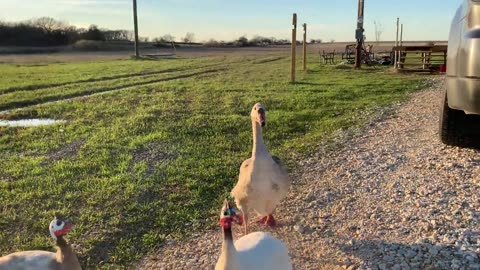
[135,77,480,270]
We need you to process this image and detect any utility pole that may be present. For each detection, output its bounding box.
[291,13,297,82]
[354,0,365,69]
[133,0,140,57]
[303,23,307,71]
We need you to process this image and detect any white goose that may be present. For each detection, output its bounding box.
[215,200,292,270]
[231,102,290,234]
[0,216,81,270]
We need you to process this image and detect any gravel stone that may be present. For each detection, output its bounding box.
[294,224,305,234]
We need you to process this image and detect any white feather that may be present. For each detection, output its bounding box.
[248,157,289,216]
[49,219,65,240]
[0,250,58,270]
[234,232,292,270]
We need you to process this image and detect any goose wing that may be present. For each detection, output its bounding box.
[271,155,290,189]
[271,156,287,171]
[231,158,252,202]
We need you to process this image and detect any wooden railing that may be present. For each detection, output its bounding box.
[393,45,447,72]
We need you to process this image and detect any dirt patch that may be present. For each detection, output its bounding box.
[128,141,178,176]
[47,139,85,161]
[0,173,18,182]
[252,56,287,64]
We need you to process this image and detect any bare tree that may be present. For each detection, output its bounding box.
[32,17,67,33]
[162,34,175,42]
[182,32,195,43]
[374,21,384,44]
[124,30,134,41]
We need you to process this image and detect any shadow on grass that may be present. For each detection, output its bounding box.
[0,67,187,95]
[130,55,179,61]
[79,172,179,268]
[292,81,326,86]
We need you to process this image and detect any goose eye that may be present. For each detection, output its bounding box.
[254,107,257,110]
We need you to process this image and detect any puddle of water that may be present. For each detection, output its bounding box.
[0,119,65,127]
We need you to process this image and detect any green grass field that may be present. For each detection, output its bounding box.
[0,53,425,269]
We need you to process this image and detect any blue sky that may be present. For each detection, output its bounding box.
[0,0,460,42]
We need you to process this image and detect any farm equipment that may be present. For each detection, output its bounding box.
[341,43,375,65]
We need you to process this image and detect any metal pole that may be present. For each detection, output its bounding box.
[133,0,139,57]
[354,0,365,69]
[394,17,399,69]
[303,23,307,71]
[291,13,297,82]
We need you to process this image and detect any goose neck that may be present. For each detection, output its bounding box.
[252,121,267,156]
[218,227,239,270]
[56,237,82,270]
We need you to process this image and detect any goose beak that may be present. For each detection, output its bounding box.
[258,109,266,127]
[223,199,230,209]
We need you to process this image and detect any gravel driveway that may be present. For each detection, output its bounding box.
[137,77,480,270]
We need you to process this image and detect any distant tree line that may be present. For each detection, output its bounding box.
[0,17,136,46]
[203,35,291,47]
[1,17,321,48]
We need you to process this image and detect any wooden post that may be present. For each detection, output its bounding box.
[394,18,399,69]
[303,23,307,71]
[354,0,365,69]
[291,13,297,82]
[133,0,139,57]
[399,23,403,69]
[400,24,403,46]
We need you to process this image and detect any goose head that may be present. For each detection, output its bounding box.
[250,103,266,127]
[220,199,243,230]
[49,216,73,240]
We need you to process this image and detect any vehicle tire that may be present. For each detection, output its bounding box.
[439,92,480,148]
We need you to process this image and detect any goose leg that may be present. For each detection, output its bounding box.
[243,211,249,235]
[258,214,276,227]
[258,202,277,227]
[265,214,276,227]
[258,216,268,225]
